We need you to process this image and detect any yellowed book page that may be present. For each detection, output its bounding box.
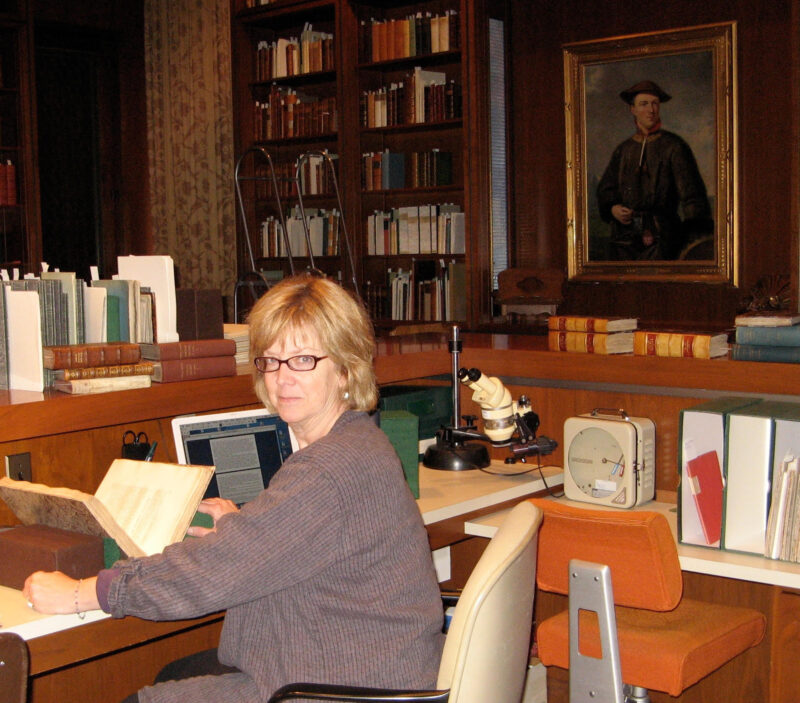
[94,459,214,557]
[0,476,139,558]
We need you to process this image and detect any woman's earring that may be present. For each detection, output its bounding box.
[343,391,350,400]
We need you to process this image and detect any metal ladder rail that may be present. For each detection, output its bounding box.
[234,146,295,276]
[233,146,295,322]
[295,149,360,300]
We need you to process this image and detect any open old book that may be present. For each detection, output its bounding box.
[0,459,214,558]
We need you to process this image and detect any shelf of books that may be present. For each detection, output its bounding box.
[352,0,466,327]
[232,0,347,284]
[0,18,32,270]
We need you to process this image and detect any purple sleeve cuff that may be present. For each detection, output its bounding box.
[95,569,116,613]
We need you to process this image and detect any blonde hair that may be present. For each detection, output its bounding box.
[247,274,377,412]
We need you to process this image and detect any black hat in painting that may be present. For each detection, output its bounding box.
[620,80,672,104]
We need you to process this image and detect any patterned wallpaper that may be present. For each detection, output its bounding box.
[144,0,237,318]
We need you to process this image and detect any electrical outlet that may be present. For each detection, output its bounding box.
[5,452,32,482]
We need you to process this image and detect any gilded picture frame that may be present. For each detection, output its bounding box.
[564,22,738,283]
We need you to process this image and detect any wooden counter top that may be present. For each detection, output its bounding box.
[0,331,796,445]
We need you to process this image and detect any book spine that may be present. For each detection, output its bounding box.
[142,339,236,360]
[153,356,237,382]
[735,325,800,347]
[547,316,610,333]
[43,343,141,369]
[547,330,609,354]
[56,362,155,381]
[53,374,152,394]
[633,332,714,359]
[730,344,800,363]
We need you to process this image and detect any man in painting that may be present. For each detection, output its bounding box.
[596,80,713,260]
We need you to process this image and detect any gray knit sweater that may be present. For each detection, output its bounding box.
[104,411,445,702]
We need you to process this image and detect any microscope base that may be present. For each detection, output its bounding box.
[423,441,491,471]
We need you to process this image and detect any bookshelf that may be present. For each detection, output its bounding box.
[231,0,352,288]
[0,0,37,271]
[231,0,492,329]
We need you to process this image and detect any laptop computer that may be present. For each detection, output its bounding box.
[171,408,296,506]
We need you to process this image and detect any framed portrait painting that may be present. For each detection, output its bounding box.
[563,22,737,283]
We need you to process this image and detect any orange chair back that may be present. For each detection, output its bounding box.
[529,498,682,611]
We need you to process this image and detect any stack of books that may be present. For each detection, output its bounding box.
[546,315,637,354]
[224,323,250,366]
[140,339,237,382]
[45,342,154,395]
[730,311,800,363]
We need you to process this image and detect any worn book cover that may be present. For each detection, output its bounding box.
[0,459,214,558]
[152,355,237,382]
[547,315,638,333]
[140,338,236,361]
[53,374,152,395]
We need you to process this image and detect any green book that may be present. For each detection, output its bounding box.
[380,409,420,498]
[106,295,121,342]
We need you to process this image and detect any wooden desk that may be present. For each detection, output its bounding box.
[465,497,800,703]
[1,461,561,703]
[1,332,798,701]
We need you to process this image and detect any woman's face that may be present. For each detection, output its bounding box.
[260,325,347,447]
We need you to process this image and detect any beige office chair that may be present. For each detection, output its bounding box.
[0,632,29,703]
[267,500,543,703]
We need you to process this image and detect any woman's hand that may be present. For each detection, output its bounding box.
[23,571,99,614]
[187,497,239,537]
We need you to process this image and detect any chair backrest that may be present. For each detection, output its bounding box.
[0,632,28,703]
[437,500,543,703]
[530,498,682,611]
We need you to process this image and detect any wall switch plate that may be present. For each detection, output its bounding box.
[5,452,32,482]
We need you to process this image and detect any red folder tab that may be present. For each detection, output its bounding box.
[686,450,724,545]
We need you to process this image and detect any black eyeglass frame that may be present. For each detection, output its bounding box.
[253,355,329,373]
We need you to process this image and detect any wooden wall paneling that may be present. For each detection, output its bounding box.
[462,0,494,326]
[29,618,223,703]
[507,0,797,329]
[461,380,701,495]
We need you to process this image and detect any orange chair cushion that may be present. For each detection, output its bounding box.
[529,498,682,610]
[536,598,766,696]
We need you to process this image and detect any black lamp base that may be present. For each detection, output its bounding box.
[423,440,491,471]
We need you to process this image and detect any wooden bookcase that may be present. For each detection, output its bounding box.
[231,0,349,285]
[230,0,493,330]
[0,0,38,271]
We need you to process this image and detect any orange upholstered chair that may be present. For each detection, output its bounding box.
[530,498,766,700]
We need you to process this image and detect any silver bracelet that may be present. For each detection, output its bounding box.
[75,578,85,619]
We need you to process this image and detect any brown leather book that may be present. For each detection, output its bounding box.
[175,288,224,341]
[42,342,141,370]
[152,355,237,383]
[54,362,155,381]
[140,338,235,361]
[0,524,104,590]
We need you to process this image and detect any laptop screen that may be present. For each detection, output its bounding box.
[172,409,295,506]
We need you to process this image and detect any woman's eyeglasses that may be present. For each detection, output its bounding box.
[253,355,328,373]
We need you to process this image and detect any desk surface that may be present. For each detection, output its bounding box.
[1,461,563,642]
[465,495,800,590]
[417,462,563,524]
